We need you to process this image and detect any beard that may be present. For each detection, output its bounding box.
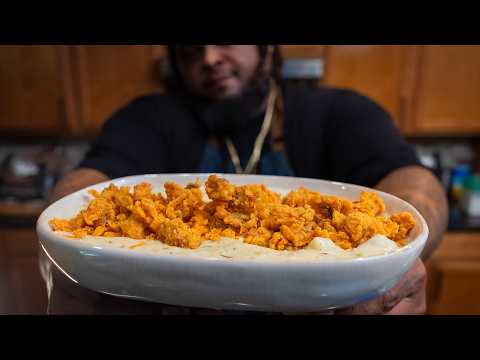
[192,70,271,138]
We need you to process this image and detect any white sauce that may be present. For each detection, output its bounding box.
[64,234,400,262]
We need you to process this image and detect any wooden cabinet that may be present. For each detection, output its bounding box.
[69,46,164,135]
[283,45,480,135]
[322,45,407,129]
[0,45,166,137]
[0,46,68,135]
[1,45,480,137]
[403,45,480,135]
[425,231,480,315]
[279,45,407,128]
[0,227,47,314]
[0,236,12,312]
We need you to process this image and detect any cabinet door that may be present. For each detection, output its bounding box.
[0,238,12,313]
[405,45,480,135]
[0,228,47,314]
[71,45,164,135]
[0,46,67,134]
[322,45,407,129]
[425,232,480,315]
[426,259,480,315]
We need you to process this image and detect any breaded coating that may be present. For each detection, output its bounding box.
[49,175,416,251]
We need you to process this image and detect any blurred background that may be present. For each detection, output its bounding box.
[1,45,479,315]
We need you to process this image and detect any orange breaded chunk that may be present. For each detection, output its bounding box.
[49,176,416,251]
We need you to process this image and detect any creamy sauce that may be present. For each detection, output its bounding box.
[62,234,400,262]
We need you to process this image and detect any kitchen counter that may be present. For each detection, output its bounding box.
[448,207,480,232]
[0,218,478,314]
[0,199,44,228]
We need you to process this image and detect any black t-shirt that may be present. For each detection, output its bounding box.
[78,84,420,188]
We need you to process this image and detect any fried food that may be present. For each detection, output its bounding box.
[49,175,416,251]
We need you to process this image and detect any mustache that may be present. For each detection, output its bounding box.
[202,68,240,87]
[200,74,270,136]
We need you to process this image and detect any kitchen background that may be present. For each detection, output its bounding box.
[1,45,479,315]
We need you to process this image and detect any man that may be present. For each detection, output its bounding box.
[46,45,448,315]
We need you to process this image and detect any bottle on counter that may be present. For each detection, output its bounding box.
[449,164,471,203]
[461,174,480,217]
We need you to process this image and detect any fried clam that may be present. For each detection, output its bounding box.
[49,175,416,251]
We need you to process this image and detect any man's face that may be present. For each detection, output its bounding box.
[175,45,261,100]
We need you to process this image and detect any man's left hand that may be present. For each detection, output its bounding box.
[335,258,427,315]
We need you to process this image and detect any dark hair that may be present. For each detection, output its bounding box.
[164,45,283,94]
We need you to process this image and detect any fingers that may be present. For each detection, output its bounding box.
[385,283,427,315]
[385,261,427,315]
[381,259,426,311]
[336,258,427,315]
[335,297,384,315]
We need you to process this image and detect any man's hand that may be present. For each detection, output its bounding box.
[337,164,446,316]
[335,258,427,315]
[374,165,448,261]
[47,168,109,205]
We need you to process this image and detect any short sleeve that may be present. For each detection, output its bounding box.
[78,96,168,179]
[325,90,421,187]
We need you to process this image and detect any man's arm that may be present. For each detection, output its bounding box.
[47,168,110,205]
[374,165,449,260]
[337,165,448,315]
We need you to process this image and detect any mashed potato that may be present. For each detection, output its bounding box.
[60,234,400,262]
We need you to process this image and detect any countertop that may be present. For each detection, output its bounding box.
[448,207,480,232]
[0,199,44,228]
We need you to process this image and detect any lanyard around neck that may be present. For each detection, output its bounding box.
[225,81,278,175]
